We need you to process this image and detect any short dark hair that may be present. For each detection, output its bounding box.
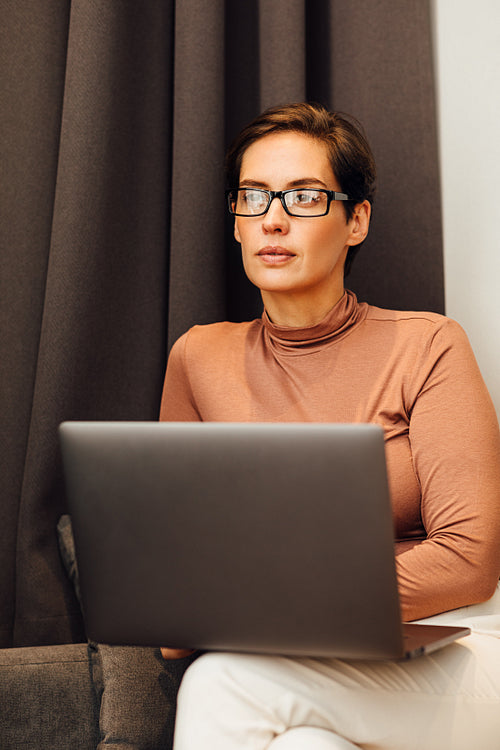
[225,102,376,275]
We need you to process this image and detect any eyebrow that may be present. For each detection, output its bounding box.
[238,178,329,189]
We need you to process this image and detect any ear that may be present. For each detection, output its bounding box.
[346,200,371,246]
[234,219,241,244]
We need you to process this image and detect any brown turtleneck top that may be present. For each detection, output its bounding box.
[160,290,500,622]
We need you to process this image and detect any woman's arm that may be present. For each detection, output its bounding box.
[396,319,500,621]
[159,331,202,422]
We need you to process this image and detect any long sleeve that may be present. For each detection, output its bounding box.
[395,318,500,621]
[159,332,202,421]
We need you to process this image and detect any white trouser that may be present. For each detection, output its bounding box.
[173,584,500,750]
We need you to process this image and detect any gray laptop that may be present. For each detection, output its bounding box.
[59,421,469,660]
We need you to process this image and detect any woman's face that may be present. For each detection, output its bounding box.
[234,132,370,324]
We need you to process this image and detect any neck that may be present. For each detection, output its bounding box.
[261,287,345,328]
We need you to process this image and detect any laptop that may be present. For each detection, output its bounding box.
[59,421,470,659]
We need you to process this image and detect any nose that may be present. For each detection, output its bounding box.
[262,195,289,234]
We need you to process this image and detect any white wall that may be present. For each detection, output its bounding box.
[431,0,500,418]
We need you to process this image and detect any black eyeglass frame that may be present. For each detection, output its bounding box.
[226,188,351,217]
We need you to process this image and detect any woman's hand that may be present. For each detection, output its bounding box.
[160,646,196,660]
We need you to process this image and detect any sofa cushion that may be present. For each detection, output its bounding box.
[89,642,196,749]
[0,643,99,750]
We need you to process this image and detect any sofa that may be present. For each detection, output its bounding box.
[0,640,195,749]
[0,517,196,749]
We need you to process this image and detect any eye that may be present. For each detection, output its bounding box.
[297,189,323,204]
[241,190,267,209]
[306,190,325,204]
[296,190,318,204]
[288,189,324,207]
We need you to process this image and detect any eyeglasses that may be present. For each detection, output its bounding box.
[226,188,351,217]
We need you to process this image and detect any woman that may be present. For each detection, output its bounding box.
[159,103,500,749]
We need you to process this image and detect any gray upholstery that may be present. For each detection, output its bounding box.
[0,643,99,749]
[0,642,194,749]
[90,643,195,749]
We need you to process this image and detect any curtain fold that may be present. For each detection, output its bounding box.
[0,0,443,647]
[0,1,72,648]
[258,0,307,109]
[329,1,444,312]
[167,0,226,348]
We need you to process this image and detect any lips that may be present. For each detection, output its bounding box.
[257,246,296,264]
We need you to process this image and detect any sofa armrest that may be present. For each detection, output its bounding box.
[0,643,99,750]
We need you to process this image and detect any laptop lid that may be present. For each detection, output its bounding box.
[59,421,469,659]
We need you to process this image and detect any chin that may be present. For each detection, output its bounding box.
[245,267,298,293]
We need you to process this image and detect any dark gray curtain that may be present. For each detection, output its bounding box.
[0,0,442,648]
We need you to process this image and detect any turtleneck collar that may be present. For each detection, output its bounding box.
[261,289,368,353]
